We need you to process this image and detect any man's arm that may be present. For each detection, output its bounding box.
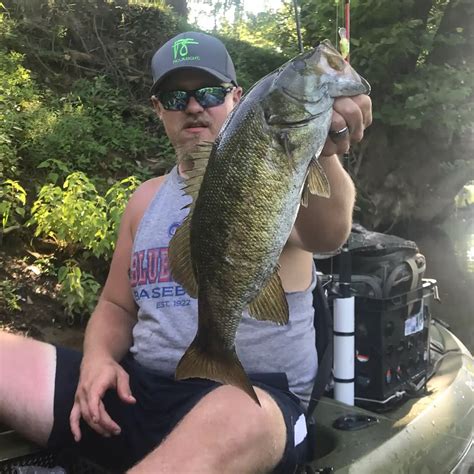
[70,177,164,441]
[290,154,355,253]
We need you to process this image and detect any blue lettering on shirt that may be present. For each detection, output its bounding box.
[139,289,150,299]
[162,286,174,297]
[134,284,190,301]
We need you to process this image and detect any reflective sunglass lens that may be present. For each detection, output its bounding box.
[159,86,232,111]
[196,88,226,108]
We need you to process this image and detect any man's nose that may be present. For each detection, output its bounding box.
[185,96,204,113]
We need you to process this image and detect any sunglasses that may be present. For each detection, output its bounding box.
[157,85,235,111]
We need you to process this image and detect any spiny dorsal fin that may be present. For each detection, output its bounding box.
[180,141,213,207]
[248,267,289,325]
[168,141,213,298]
[308,158,331,198]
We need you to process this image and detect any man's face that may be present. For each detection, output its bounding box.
[152,69,242,156]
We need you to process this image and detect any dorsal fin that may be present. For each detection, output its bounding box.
[247,266,289,325]
[180,141,214,207]
[168,142,214,297]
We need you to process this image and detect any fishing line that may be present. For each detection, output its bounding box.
[292,0,304,53]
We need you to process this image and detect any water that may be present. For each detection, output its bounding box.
[402,211,474,352]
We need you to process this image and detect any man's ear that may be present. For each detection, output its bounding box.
[233,87,243,106]
[151,95,163,120]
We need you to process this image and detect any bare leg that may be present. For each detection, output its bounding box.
[0,332,56,445]
[128,385,287,474]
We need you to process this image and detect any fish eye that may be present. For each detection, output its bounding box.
[293,59,306,71]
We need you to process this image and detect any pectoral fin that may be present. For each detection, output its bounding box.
[308,158,330,197]
[301,158,331,206]
[248,267,289,325]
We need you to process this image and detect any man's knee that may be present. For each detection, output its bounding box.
[186,385,287,468]
[0,331,57,445]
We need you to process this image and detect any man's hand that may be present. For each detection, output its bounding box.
[321,95,372,157]
[70,356,136,441]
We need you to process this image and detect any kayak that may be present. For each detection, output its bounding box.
[307,316,473,473]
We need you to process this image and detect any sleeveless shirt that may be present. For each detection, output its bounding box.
[129,166,318,407]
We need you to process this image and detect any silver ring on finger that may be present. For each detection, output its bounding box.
[329,126,349,140]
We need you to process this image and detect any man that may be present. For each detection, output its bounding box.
[0,32,371,473]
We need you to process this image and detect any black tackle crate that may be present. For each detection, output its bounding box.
[315,223,436,403]
[352,279,436,402]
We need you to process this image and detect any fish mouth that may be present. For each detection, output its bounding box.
[283,111,327,128]
[267,108,329,128]
[282,86,325,105]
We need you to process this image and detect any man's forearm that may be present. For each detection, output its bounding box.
[293,154,355,253]
[83,300,136,362]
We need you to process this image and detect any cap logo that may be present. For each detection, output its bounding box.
[172,38,200,64]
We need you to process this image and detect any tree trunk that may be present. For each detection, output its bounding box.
[356,0,474,231]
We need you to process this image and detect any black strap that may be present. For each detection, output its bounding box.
[308,278,333,415]
[305,277,334,464]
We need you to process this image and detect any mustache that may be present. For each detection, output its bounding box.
[183,118,211,129]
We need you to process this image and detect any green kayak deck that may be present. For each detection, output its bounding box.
[310,322,473,473]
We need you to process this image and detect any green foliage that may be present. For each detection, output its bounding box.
[29,172,140,259]
[219,2,301,58]
[22,76,163,184]
[219,36,286,91]
[0,48,41,180]
[299,0,473,131]
[0,279,21,312]
[57,261,101,317]
[0,179,26,232]
[0,3,181,322]
[1,0,180,96]
[380,63,472,130]
[105,176,142,236]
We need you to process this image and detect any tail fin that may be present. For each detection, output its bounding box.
[175,339,260,406]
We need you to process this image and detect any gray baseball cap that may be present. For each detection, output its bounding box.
[150,31,237,94]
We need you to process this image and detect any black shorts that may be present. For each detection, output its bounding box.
[47,346,309,473]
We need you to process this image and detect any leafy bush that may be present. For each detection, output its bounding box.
[29,172,140,259]
[0,47,41,180]
[0,279,21,312]
[22,77,165,185]
[57,261,101,319]
[0,179,26,233]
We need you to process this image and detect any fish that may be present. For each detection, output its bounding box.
[169,40,370,404]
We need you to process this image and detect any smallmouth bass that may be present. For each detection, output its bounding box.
[169,40,370,404]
